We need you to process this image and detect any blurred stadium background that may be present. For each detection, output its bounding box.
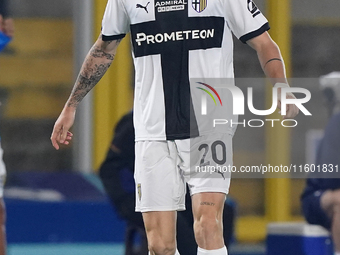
[0,0,340,254]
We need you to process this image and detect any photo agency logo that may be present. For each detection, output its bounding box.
[196,82,223,114]
[195,81,312,128]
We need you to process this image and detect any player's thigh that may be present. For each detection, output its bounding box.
[177,133,232,196]
[192,192,226,220]
[142,211,177,244]
[134,140,186,212]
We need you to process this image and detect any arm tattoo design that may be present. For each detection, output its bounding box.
[67,40,120,107]
[264,58,282,69]
[89,45,114,61]
[200,202,215,206]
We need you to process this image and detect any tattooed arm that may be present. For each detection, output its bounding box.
[68,36,121,107]
[51,35,122,150]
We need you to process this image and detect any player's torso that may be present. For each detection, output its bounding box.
[123,0,235,140]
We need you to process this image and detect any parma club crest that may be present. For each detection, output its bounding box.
[192,0,207,13]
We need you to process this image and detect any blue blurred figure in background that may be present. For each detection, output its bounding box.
[301,72,340,255]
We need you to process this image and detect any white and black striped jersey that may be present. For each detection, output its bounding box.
[102,0,269,141]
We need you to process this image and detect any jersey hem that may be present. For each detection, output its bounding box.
[190,187,230,196]
[167,133,192,140]
[239,22,270,44]
[135,130,233,141]
[135,135,167,141]
[135,133,192,141]
[135,205,186,212]
[102,34,126,41]
[198,130,234,137]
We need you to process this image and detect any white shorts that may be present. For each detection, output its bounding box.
[134,133,232,212]
[0,142,6,198]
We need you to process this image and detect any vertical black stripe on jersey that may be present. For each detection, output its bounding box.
[130,3,224,140]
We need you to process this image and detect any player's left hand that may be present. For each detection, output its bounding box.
[277,87,299,119]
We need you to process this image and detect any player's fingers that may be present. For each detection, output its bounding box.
[277,99,281,110]
[65,132,73,142]
[281,93,299,119]
[281,104,288,119]
[50,125,62,150]
[282,105,291,119]
[284,105,299,119]
[292,105,299,118]
[60,126,70,143]
[51,139,59,150]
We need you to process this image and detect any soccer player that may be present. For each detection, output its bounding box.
[0,13,14,255]
[51,0,299,254]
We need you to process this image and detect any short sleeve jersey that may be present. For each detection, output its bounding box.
[102,0,269,141]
